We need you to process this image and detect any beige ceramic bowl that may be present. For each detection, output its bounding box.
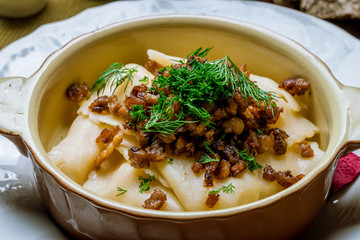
[1,15,360,240]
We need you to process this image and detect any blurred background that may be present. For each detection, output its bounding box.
[0,0,359,50]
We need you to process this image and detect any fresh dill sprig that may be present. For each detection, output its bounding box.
[210,56,278,111]
[116,187,127,196]
[130,105,148,122]
[187,47,213,59]
[168,157,174,164]
[200,142,220,164]
[209,183,235,194]
[232,147,262,172]
[256,129,264,135]
[150,47,278,130]
[90,63,138,96]
[143,93,194,136]
[138,173,155,193]
[139,76,150,85]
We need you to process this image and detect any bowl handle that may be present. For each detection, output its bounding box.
[341,85,360,154]
[0,76,41,209]
[0,76,30,135]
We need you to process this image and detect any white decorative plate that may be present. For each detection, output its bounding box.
[1,1,360,239]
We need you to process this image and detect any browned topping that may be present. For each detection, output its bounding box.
[262,165,305,188]
[256,134,274,154]
[213,160,231,179]
[205,192,220,208]
[94,125,124,169]
[272,128,289,155]
[148,139,167,162]
[230,161,247,176]
[173,135,187,156]
[204,169,214,187]
[66,83,90,102]
[239,64,250,78]
[89,95,110,113]
[298,141,314,158]
[221,117,245,135]
[191,161,204,174]
[143,189,167,210]
[279,77,311,96]
[128,147,150,169]
[145,60,163,76]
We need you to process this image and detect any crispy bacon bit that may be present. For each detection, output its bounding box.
[298,141,314,158]
[206,193,220,208]
[204,169,214,187]
[233,90,250,113]
[191,161,204,174]
[272,128,289,155]
[212,107,227,121]
[213,160,231,179]
[145,60,163,76]
[230,161,247,176]
[66,83,90,102]
[173,135,187,156]
[94,126,123,169]
[148,139,167,162]
[262,165,305,188]
[222,117,245,135]
[108,95,122,115]
[225,98,238,116]
[239,64,251,78]
[256,134,274,154]
[89,96,110,113]
[143,189,167,210]
[157,133,176,144]
[279,77,311,96]
[128,146,150,169]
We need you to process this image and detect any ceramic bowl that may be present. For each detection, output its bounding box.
[1,15,360,240]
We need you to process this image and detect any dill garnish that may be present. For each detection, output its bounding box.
[90,63,138,96]
[168,157,174,164]
[130,105,148,122]
[232,147,262,172]
[148,47,278,132]
[139,76,150,85]
[138,173,155,193]
[143,92,194,136]
[200,142,220,164]
[209,183,235,194]
[116,187,127,196]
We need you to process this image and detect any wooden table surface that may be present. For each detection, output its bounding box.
[0,0,359,50]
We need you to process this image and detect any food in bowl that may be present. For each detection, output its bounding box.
[47,47,324,211]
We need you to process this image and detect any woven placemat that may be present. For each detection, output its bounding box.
[0,0,113,50]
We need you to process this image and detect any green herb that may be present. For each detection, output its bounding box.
[209,183,235,194]
[143,93,194,136]
[187,47,213,58]
[139,76,150,85]
[256,129,264,136]
[147,47,278,134]
[200,142,219,164]
[232,147,262,172]
[130,105,148,122]
[138,173,155,193]
[116,187,127,196]
[168,157,174,164]
[90,63,138,96]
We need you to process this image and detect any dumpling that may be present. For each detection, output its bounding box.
[255,141,324,199]
[154,154,261,211]
[251,74,319,147]
[84,160,184,211]
[47,115,106,184]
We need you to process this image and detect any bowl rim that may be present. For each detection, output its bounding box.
[26,14,346,219]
